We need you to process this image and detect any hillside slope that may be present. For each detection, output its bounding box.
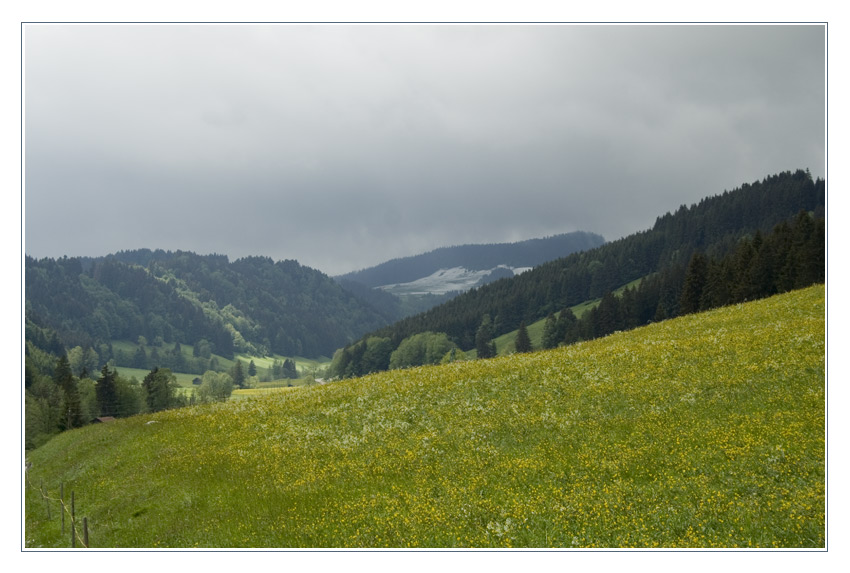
[354,169,824,352]
[25,285,825,548]
[25,251,396,359]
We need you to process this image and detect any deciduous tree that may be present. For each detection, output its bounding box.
[198,370,233,402]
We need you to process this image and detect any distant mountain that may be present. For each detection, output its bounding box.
[336,232,606,295]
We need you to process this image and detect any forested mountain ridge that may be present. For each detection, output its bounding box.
[25,251,396,360]
[336,231,605,290]
[331,169,824,376]
[25,232,607,365]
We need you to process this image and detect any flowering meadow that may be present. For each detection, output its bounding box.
[25,285,825,548]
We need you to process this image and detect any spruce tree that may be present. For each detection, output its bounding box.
[557,308,578,343]
[653,302,668,323]
[143,367,177,413]
[95,364,118,417]
[271,358,284,379]
[515,322,532,353]
[680,252,708,315]
[732,240,757,302]
[475,315,497,359]
[596,291,621,335]
[700,259,732,310]
[790,210,818,288]
[54,355,83,429]
[283,359,298,379]
[231,360,246,388]
[542,313,560,349]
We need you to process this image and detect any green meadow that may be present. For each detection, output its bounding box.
[24,285,824,548]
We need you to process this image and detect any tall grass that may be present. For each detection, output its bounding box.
[25,285,825,548]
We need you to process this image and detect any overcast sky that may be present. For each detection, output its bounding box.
[24,24,825,276]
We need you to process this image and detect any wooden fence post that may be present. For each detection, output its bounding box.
[60,482,65,536]
[42,480,50,520]
[83,517,89,548]
[70,491,75,548]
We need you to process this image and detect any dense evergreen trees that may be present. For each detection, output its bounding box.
[25,250,400,364]
[554,211,824,345]
[268,358,299,380]
[328,336,394,378]
[679,252,709,315]
[24,359,195,449]
[333,169,824,377]
[370,171,822,344]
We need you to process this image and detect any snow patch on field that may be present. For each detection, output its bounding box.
[378,266,524,296]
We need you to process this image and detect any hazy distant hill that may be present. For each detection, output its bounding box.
[336,232,605,294]
[25,251,397,360]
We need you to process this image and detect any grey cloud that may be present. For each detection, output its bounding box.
[25,24,825,275]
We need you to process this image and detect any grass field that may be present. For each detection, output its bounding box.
[110,366,200,387]
[24,285,825,548]
[108,343,329,386]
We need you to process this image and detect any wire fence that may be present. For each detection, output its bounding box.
[26,471,89,548]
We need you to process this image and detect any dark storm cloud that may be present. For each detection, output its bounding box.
[24,24,825,275]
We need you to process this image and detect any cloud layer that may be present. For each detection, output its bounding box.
[25,24,825,275]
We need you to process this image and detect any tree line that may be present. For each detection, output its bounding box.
[331,170,825,375]
[538,210,825,348]
[330,208,823,379]
[355,170,824,347]
[328,331,464,378]
[24,353,260,450]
